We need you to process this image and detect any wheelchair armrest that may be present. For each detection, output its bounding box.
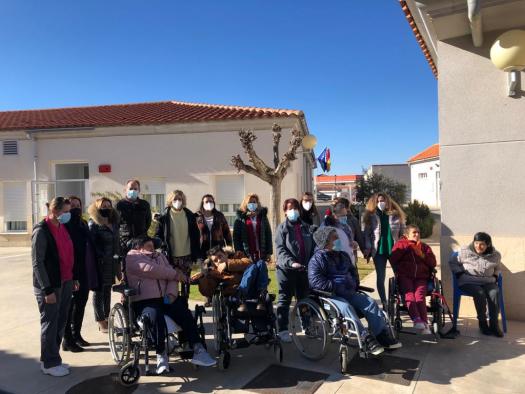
[357,285,375,293]
[310,289,334,297]
[112,283,127,294]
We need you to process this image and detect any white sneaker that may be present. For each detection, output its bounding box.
[279,330,292,343]
[421,325,432,335]
[156,353,170,375]
[41,365,70,377]
[191,344,216,367]
[414,321,426,330]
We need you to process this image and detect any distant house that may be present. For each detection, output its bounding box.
[408,144,440,209]
[365,164,411,203]
[315,174,362,202]
[0,100,316,245]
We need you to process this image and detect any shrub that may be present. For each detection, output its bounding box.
[405,200,435,238]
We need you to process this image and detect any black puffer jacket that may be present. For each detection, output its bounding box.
[31,220,64,294]
[116,198,151,253]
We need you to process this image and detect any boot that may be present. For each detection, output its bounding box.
[74,334,90,347]
[478,319,492,336]
[62,339,84,353]
[489,320,504,338]
[256,290,267,312]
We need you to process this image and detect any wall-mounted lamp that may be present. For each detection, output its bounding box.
[490,29,525,97]
[302,134,317,150]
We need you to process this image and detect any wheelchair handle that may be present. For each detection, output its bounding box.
[357,285,375,293]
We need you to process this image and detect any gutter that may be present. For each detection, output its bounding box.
[468,0,483,47]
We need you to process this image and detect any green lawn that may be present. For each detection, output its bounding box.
[189,257,374,301]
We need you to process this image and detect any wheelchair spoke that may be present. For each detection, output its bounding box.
[290,300,329,360]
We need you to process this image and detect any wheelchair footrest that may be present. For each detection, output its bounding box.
[231,338,250,349]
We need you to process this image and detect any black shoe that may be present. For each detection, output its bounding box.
[75,335,90,347]
[489,321,504,338]
[376,329,402,350]
[62,341,84,353]
[364,335,384,356]
[479,319,492,336]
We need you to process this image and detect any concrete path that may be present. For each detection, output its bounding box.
[1,247,524,394]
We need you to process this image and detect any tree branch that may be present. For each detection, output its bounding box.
[272,123,282,169]
[275,127,303,178]
[231,154,272,183]
[239,129,273,176]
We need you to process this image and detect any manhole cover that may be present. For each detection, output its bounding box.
[242,364,329,394]
[346,354,420,386]
[65,373,138,394]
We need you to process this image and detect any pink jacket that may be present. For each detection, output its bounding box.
[125,249,180,303]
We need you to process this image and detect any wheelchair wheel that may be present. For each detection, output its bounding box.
[339,346,349,374]
[211,294,225,355]
[273,342,283,363]
[290,298,329,361]
[218,351,231,370]
[431,280,446,339]
[119,361,140,387]
[109,303,131,365]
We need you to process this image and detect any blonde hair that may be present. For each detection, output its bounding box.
[363,192,406,224]
[94,197,118,223]
[167,190,186,208]
[240,193,260,213]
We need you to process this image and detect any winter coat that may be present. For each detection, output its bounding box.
[195,209,233,259]
[88,203,120,286]
[362,210,405,257]
[300,208,321,227]
[233,208,273,260]
[65,214,98,287]
[116,198,152,253]
[449,244,502,286]
[390,237,436,279]
[347,214,365,253]
[125,249,180,303]
[31,220,73,294]
[308,248,359,299]
[155,207,200,262]
[193,255,252,297]
[275,219,316,270]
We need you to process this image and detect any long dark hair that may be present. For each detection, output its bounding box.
[299,192,318,219]
[199,194,216,213]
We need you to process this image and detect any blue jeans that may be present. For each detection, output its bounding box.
[329,292,386,336]
[373,253,389,303]
[238,260,269,298]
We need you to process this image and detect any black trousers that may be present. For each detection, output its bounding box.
[276,267,309,332]
[93,285,112,322]
[459,282,499,323]
[64,282,90,342]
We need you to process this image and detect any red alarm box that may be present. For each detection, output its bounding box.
[99,164,111,173]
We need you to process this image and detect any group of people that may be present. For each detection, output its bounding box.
[31,179,504,378]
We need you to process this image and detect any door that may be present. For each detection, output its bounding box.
[55,163,89,210]
[31,181,56,225]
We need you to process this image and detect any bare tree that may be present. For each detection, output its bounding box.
[231,123,304,231]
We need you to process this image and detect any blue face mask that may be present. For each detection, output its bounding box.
[332,238,343,252]
[58,212,71,224]
[127,190,139,200]
[338,216,348,225]
[247,203,258,212]
[286,209,300,222]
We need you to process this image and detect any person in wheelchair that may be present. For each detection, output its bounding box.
[309,226,402,356]
[125,236,216,373]
[191,245,269,313]
[390,225,437,334]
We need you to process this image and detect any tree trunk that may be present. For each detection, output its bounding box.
[270,178,282,235]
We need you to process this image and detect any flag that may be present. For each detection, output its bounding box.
[317,147,331,172]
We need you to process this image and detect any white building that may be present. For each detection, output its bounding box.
[314,174,362,202]
[365,164,411,203]
[0,100,316,245]
[408,144,440,209]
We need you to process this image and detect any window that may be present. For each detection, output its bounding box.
[418,173,428,179]
[218,204,241,227]
[216,175,244,227]
[3,140,18,155]
[3,182,27,232]
[142,194,165,212]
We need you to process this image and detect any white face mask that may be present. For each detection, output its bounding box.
[172,200,183,210]
[302,201,313,211]
[377,201,387,211]
[204,202,214,211]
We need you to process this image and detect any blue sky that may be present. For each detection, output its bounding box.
[0,1,437,174]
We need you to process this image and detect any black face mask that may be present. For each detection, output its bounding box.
[99,208,112,218]
[70,208,82,218]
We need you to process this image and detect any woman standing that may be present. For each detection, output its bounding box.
[362,193,405,307]
[155,190,200,293]
[88,197,120,333]
[233,193,272,261]
[449,232,503,337]
[275,198,315,343]
[299,192,320,226]
[195,194,232,259]
[32,197,77,377]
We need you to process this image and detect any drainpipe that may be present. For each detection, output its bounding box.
[467,0,483,47]
[26,131,38,226]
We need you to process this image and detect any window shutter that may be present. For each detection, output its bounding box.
[4,182,27,222]
[3,140,18,155]
[216,175,244,204]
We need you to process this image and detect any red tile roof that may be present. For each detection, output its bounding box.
[399,0,438,78]
[315,174,362,183]
[408,143,439,163]
[0,100,303,132]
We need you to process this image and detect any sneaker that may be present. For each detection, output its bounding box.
[41,365,70,377]
[42,362,70,370]
[364,335,384,356]
[414,320,426,330]
[278,330,292,343]
[376,329,402,350]
[156,352,170,375]
[421,324,432,335]
[191,344,216,367]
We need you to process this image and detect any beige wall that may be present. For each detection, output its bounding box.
[438,29,525,320]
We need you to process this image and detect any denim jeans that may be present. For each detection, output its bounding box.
[373,253,389,304]
[238,260,269,298]
[329,292,386,336]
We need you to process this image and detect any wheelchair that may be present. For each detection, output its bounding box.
[108,282,207,386]
[387,271,449,341]
[290,286,395,374]
[211,281,282,370]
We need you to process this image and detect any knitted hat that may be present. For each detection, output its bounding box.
[313,226,337,249]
